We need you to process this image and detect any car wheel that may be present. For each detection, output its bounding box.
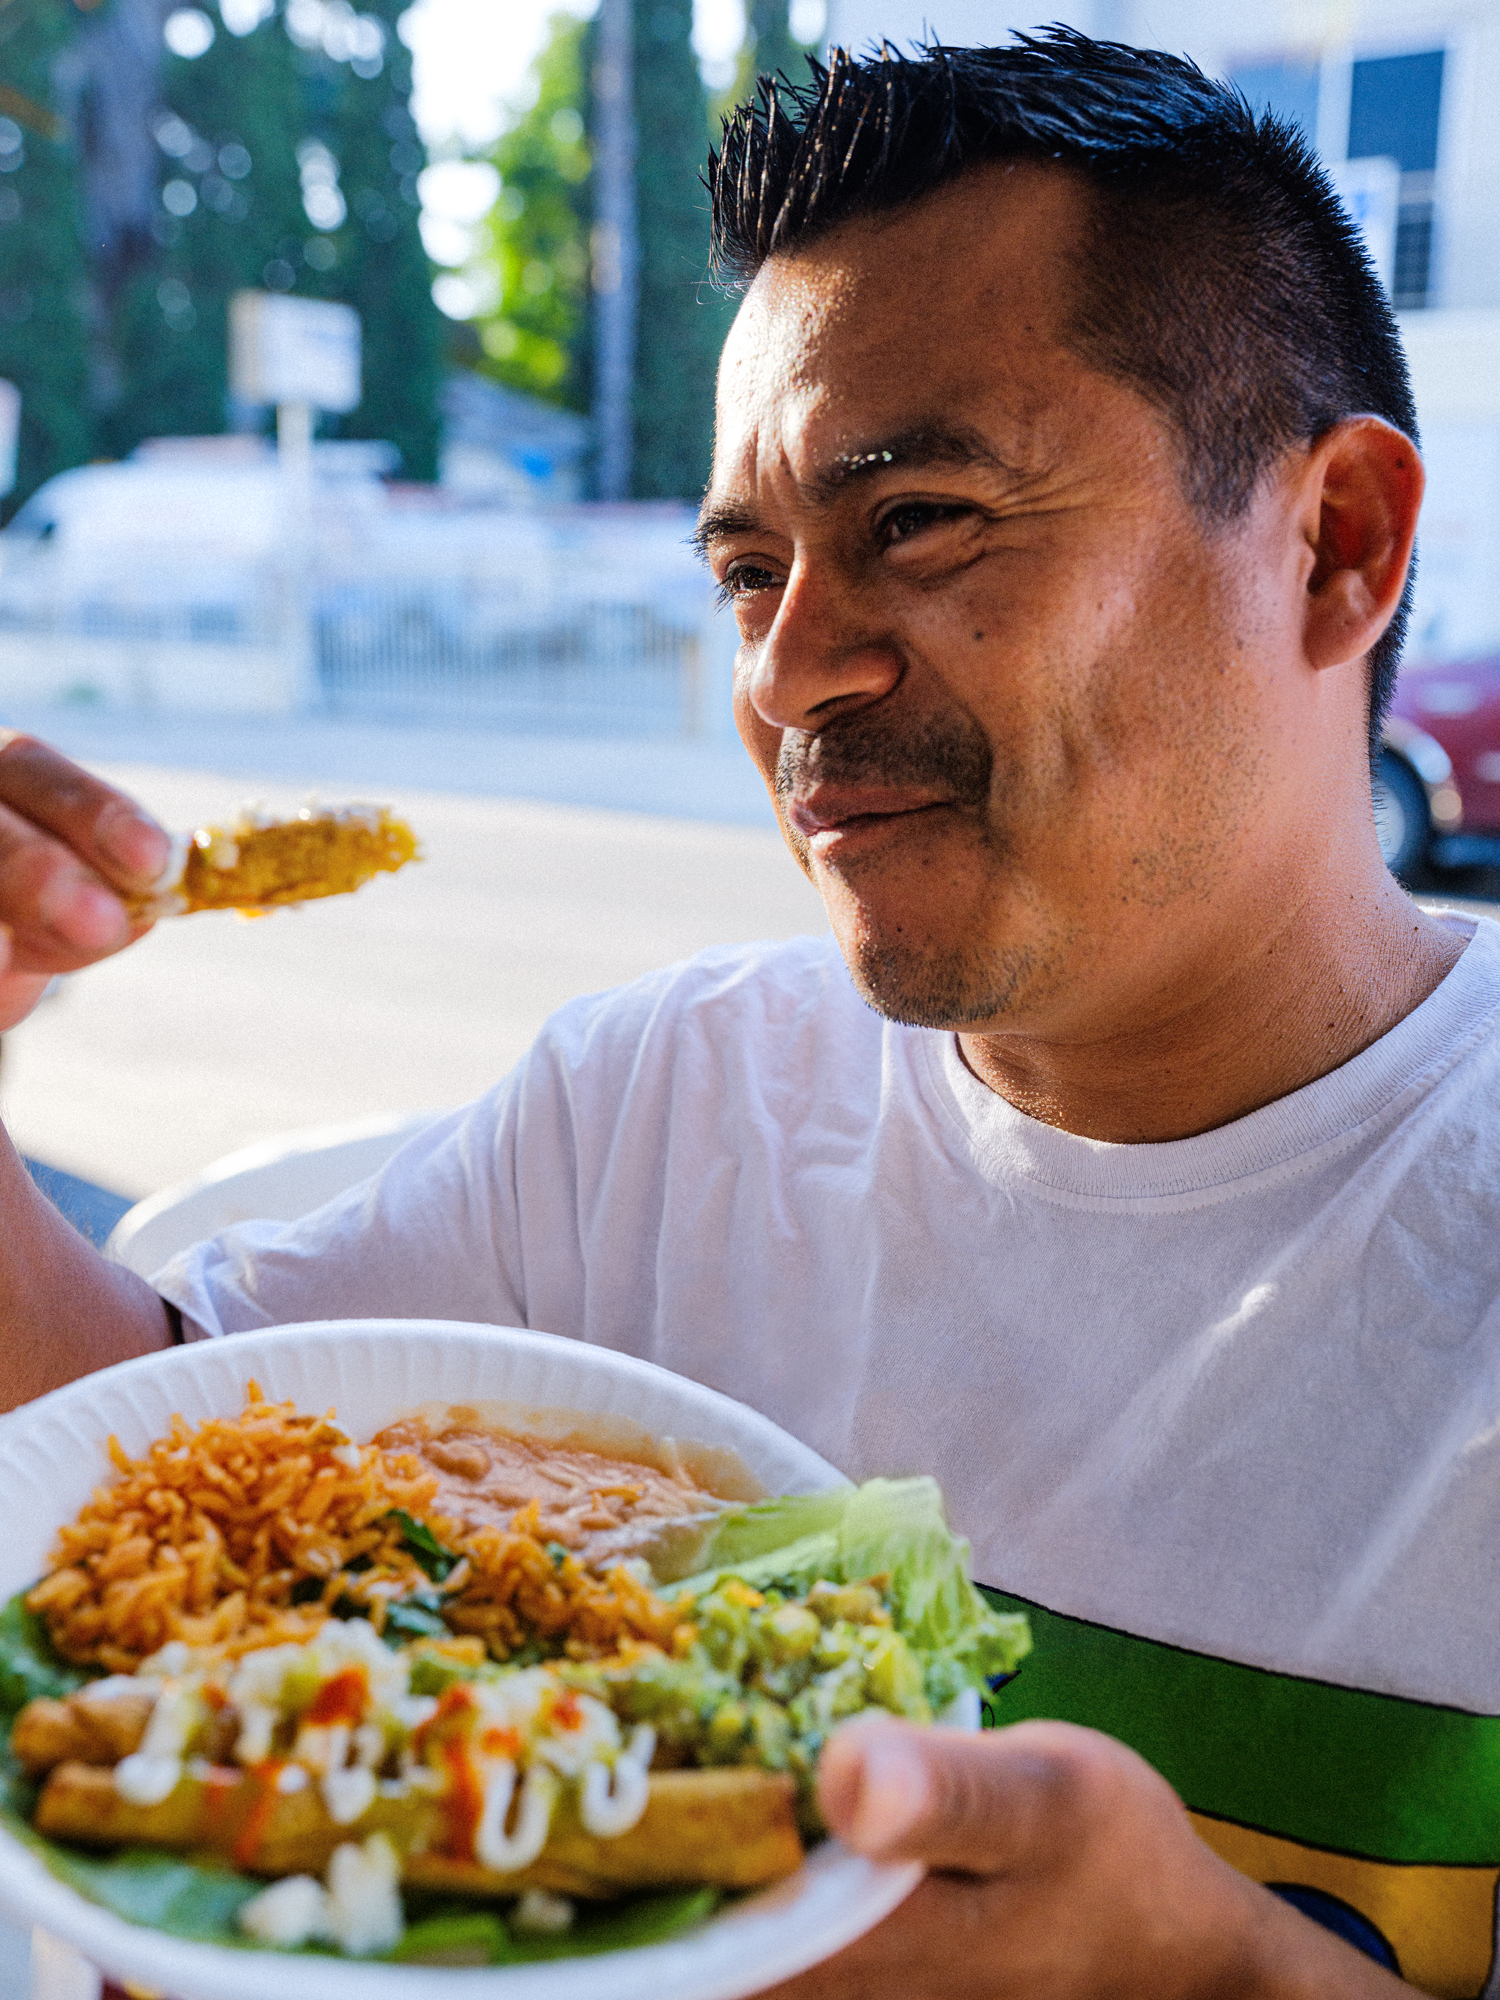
[1373,750,1430,878]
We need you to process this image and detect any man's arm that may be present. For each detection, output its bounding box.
[760,1716,1411,2000]
[0,733,178,1404]
[0,1127,175,1410]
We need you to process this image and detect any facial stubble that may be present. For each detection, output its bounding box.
[775,708,1043,1029]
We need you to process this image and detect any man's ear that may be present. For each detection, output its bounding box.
[1303,416,1424,673]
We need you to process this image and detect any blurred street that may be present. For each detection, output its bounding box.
[0,751,825,1201]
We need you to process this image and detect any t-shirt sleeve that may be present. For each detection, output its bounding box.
[152,1073,539,1338]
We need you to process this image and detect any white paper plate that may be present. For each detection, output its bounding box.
[0,1321,928,2000]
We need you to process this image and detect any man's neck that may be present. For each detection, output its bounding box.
[957,871,1468,1145]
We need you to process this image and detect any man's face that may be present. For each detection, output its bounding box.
[700,165,1318,1041]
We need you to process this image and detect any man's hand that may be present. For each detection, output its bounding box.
[0,733,170,1029]
[758,1715,1411,2000]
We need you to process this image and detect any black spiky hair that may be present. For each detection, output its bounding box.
[707,28,1420,753]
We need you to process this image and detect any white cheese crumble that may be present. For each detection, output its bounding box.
[511,1890,575,1935]
[326,1833,403,1956]
[238,1873,330,1949]
[237,1834,403,1956]
[113,1681,201,1806]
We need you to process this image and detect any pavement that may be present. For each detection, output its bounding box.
[0,706,775,827]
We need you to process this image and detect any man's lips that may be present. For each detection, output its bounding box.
[785,786,951,840]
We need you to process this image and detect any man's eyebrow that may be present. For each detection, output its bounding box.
[691,504,760,559]
[692,423,1029,558]
[807,424,1025,503]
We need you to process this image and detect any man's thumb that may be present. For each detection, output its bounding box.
[818,1714,1082,1876]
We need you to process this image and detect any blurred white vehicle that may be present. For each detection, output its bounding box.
[0,442,717,731]
[0,441,390,713]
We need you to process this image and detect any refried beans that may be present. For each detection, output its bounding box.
[372,1413,729,1573]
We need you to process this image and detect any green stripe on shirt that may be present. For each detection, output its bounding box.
[979,1587,1500,1865]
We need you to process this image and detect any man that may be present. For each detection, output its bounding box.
[0,26,1492,1996]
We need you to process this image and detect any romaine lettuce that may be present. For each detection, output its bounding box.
[673,1477,1031,1701]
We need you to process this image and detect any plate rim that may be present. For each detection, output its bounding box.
[0,1319,927,2000]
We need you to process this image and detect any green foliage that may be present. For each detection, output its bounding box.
[475,12,591,413]
[95,1,443,478]
[461,0,748,493]
[629,0,731,500]
[732,0,814,109]
[0,0,93,518]
[102,13,308,456]
[318,0,444,479]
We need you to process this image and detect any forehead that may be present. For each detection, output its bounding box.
[713,163,1093,487]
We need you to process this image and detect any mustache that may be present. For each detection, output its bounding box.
[775,708,993,810]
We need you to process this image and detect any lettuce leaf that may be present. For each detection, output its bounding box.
[674,1477,1031,1697]
[41,1847,262,1943]
[393,1889,719,1964]
[0,1592,91,1717]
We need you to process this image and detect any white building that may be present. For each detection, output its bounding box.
[820,0,1500,662]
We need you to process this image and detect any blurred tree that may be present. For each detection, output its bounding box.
[464,0,741,497]
[629,0,728,499]
[0,0,94,518]
[91,0,441,476]
[474,12,591,414]
[320,0,444,478]
[101,8,307,454]
[735,0,810,103]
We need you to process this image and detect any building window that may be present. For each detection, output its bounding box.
[1347,50,1444,173]
[1229,45,1446,309]
[1229,58,1320,140]
[1348,50,1444,309]
[1391,202,1435,307]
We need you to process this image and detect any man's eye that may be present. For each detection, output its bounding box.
[879,500,971,544]
[716,562,779,605]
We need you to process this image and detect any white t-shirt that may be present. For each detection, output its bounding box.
[159,915,1500,1713]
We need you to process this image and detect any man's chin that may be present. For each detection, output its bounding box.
[835,920,1037,1032]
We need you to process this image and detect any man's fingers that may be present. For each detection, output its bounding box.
[0,798,133,966]
[0,734,169,892]
[818,1715,1121,1877]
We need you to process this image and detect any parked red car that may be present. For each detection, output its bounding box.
[1376,654,1500,876]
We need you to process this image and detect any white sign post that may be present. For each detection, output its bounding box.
[0,379,20,500]
[229,290,361,414]
[229,292,362,708]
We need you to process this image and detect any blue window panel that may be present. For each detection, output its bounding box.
[1348,50,1444,174]
[1230,59,1320,140]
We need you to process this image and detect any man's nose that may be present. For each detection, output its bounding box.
[741,562,903,733]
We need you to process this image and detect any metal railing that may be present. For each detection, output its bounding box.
[314,579,701,734]
[0,531,715,737]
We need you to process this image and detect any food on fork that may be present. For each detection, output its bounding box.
[126,804,419,919]
[2,1388,1029,1963]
